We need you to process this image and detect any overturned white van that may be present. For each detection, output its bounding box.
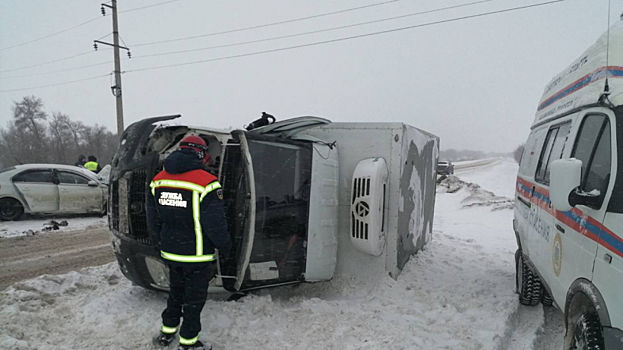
[108,116,438,293]
[514,19,623,349]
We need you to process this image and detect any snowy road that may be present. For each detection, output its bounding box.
[0,158,566,350]
[0,227,114,291]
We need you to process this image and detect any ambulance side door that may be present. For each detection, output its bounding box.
[551,112,611,303]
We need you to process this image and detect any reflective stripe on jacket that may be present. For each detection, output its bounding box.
[147,167,231,264]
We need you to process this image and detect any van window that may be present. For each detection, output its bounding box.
[583,122,611,193]
[572,114,611,201]
[607,112,623,213]
[535,122,571,184]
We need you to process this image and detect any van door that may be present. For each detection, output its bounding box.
[592,111,623,331]
[550,112,613,303]
[530,120,572,294]
[221,131,315,291]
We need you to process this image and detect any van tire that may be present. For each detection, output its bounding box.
[542,289,554,307]
[517,255,542,306]
[571,313,603,350]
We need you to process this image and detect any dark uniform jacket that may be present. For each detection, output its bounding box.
[146,149,231,263]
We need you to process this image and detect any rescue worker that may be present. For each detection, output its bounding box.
[84,155,101,173]
[74,154,86,167]
[147,135,231,350]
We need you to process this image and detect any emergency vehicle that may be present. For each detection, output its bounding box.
[513,19,623,349]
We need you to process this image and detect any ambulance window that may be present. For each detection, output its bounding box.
[535,129,557,183]
[535,122,571,184]
[583,121,611,194]
[572,115,610,195]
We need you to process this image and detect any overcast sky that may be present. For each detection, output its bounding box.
[1,0,622,153]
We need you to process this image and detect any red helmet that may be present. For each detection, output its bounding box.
[179,135,212,164]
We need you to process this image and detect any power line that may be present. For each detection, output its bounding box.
[0,51,99,74]
[132,0,404,47]
[0,0,487,76]
[0,0,182,52]
[125,0,566,74]
[118,0,182,14]
[0,74,110,93]
[0,61,112,79]
[133,0,495,60]
[0,17,103,51]
[0,0,565,92]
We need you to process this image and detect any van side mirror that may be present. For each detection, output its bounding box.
[550,159,582,211]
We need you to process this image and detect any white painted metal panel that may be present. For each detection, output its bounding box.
[304,142,339,281]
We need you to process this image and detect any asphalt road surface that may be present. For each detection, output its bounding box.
[0,227,114,291]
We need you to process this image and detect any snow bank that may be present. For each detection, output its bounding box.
[0,159,535,350]
[0,216,106,238]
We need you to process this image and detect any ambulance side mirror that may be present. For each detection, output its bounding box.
[550,159,582,212]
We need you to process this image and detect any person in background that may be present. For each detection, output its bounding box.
[84,155,101,173]
[74,155,86,167]
[147,135,231,350]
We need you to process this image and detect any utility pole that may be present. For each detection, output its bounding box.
[94,0,130,139]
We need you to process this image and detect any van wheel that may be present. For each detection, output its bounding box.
[571,313,604,350]
[542,289,554,307]
[516,254,542,306]
[0,198,23,221]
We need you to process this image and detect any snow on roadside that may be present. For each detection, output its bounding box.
[0,160,534,350]
[0,216,106,238]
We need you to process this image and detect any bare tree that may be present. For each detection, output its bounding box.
[48,112,75,164]
[0,96,119,168]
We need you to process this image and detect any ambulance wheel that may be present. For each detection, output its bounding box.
[516,254,542,306]
[571,313,603,350]
[542,289,554,307]
[0,197,23,221]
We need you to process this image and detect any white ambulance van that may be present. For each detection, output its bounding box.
[513,20,623,349]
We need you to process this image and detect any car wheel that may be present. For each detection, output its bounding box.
[516,254,542,306]
[0,197,24,221]
[542,289,554,307]
[571,313,604,350]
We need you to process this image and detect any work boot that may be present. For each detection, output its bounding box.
[156,332,176,347]
[178,340,211,350]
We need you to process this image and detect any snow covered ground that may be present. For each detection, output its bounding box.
[0,216,106,238]
[0,158,561,350]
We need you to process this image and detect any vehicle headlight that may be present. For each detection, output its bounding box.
[145,256,169,289]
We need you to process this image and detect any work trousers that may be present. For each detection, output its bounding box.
[162,261,215,340]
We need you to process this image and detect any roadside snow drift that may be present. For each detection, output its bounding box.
[0,217,106,238]
[0,158,541,350]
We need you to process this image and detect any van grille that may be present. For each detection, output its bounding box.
[128,168,151,245]
[351,177,370,241]
[112,180,119,231]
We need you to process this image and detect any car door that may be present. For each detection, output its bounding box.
[56,170,103,213]
[550,113,613,302]
[12,169,59,213]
